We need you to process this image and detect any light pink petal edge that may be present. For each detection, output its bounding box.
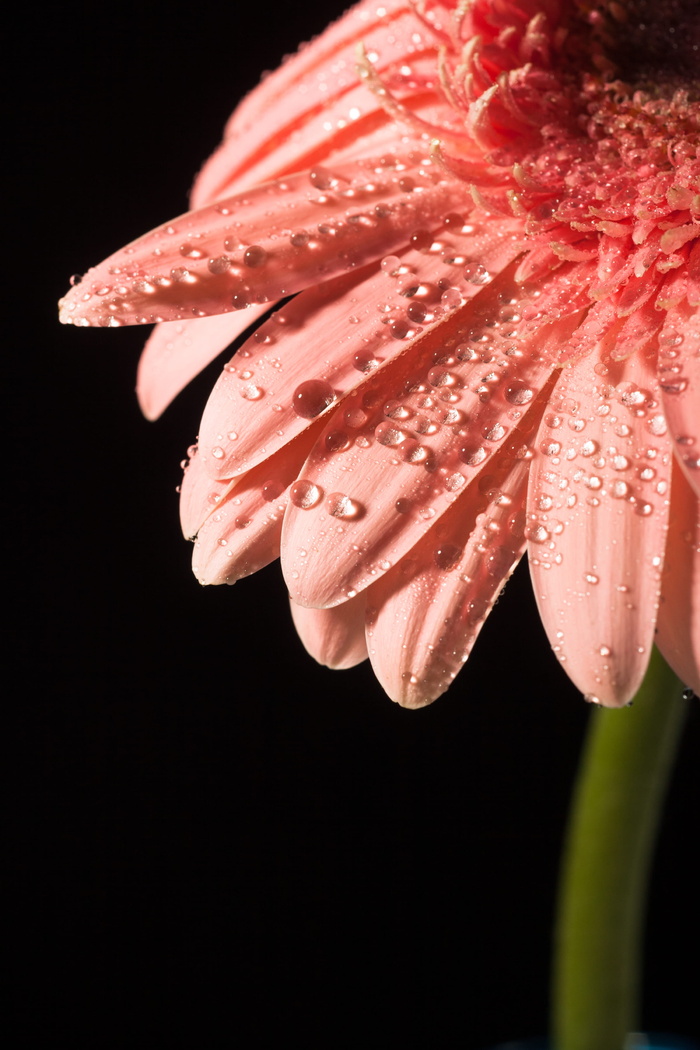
[527,346,672,706]
[655,462,700,696]
[367,432,531,706]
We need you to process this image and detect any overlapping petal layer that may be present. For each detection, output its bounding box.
[527,348,673,705]
[197,214,526,478]
[281,267,586,609]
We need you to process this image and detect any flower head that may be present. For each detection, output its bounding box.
[60,0,699,707]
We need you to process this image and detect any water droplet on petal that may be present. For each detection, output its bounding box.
[290,480,322,509]
[292,379,336,419]
[208,255,231,274]
[505,383,533,405]
[375,422,411,446]
[460,444,487,466]
[434,544,462,570]
[262,479,285,502]
[325,430,351,453]
[240,383,264,400]
[243,245,268,268]
[647,414,668,436]
[327,493,364,519]
[381,255,402,275]
[353,349,379,373]
[483,423,506,441]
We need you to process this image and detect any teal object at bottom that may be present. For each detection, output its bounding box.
[486,1038,698,1050]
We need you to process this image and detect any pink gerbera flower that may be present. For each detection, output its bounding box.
[60,0,699,708]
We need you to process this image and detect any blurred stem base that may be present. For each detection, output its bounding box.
[552,647,687,1050]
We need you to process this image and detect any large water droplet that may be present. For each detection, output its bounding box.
[459,444,487,466]
[375,422,411,446]
[327,493,364,519]
[325,430,351,453]
[353,349,379,373]
[208,255,231,274]
[309,167,339,190]
[505,383,533,405]
[243,245,268,268]
[290,480,323,509]
[240,383,264,401]
[292,379,336,419]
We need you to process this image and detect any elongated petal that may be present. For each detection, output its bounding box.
[367,428,531,706]
[137,309,268,420]
[59,154,462,329]
[190,1,466,206]
[657,300,700,497]
[282,267,588,608]
[527,347,672,706]
[179,444,237,540]
[197,213,527,478]
[655,463,700,696]
[290,595,369,670]
[189,429,322,585]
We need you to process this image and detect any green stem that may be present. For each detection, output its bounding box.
[552,647,687,1050]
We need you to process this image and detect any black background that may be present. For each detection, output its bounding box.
[12,0,698,1045]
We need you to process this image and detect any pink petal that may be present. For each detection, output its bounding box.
[290,594,369,670]
[58,153,463,329]
[189,429,322,585]
[179,444,236,541]
[281,267,587,609]
[657,300,700,497]
[527,346,672,706]
[655,462,700,696]
[197,213,526,479]
[137,310,268,420]
[367,429,531,706]
[194,79,449,211]
[191,0,440,206]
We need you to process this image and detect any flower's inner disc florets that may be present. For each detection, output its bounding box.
[379,0,700,331]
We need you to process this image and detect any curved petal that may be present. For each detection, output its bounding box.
[179,444,237,541]
[191,1,459,205]
[367,427,531,706]
[59,152,463,328]
[137,309,268,420]
[189,428,322,585]
[657,299,700,498]
[281,266,588,609]
[290,594,369,670]
[655,462,700,696]
[197,213,527,478]
[527,346,672,706]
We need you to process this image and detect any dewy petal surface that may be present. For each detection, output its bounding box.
[367,426,532,706]
[187,428,323,585]
[657,301,700,498]
[59,154,462,328]
[527,348,673,706]
[198,214,526,479]
[655,462,700,697]
[282,268,587,609]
